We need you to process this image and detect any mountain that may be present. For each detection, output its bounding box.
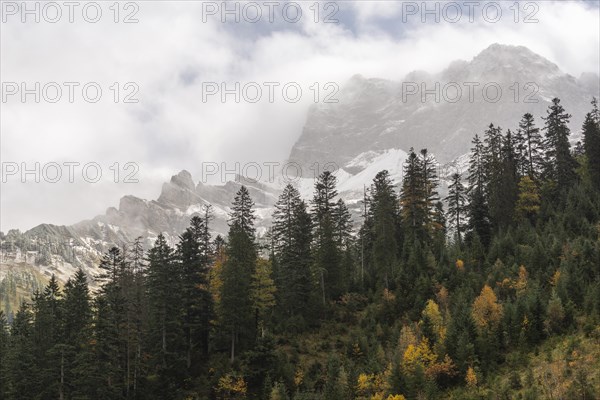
[1,44,598,313]
[288,43,599,169]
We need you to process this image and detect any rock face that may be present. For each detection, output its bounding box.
[1,44,598,313]
[288,43,599,169]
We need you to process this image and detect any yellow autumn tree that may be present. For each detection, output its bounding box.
[401,339,437,374]
[472,285,503,331]
[465,366,478,388]
[215,374,247,399]
[515,176,540,222]
[514,265,528,296]
[421,299,445,343]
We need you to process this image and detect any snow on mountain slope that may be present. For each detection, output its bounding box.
[289,43,599,169]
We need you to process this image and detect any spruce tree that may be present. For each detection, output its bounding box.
[369,170,400,288]
[583,98,600,191]
[517,113,544,179]
[272,185,313,319]
[400,148,427,242]
[312,171,342,303]
[420,148,440,234]
[445,173,467,245]
[177,215,213,371]
[221,186,257,363]
[542,97,577,190]
[467,135,492,246]
[146,233,182,384]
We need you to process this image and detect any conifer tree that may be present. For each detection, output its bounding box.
[312,171,342,302]
[272,185,313,319]
[420,148,440,233]
[221,186,257,362]
[445,173,467,245]
[467,135,491,246]
[400,149,427,242]
[146,234,181,378]
[542,98,577,190]
[583,98,600,190]
[369,170,400,288]
[517,113,544,179]
[177,215,213,371]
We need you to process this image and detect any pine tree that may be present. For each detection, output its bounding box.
[146,233,181,381]
[312,171,342,302]
[369,170,401,288]
[177,215,213,372]
[420,148,440,234]
[497,129,519,227]
[221,186,257,363]
[400,149,427,242]
[5,302,37,400]
[0,311,7,399]
[517,113,544,179]
[445,173,467,245]
[583,98,600,190]
[467,135,491,246]
[482,124,506,229]
[542,98,577,190]
[272,185,313,319]
[62,268,92,400]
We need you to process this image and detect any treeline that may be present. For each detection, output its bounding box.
[0,98,599,399]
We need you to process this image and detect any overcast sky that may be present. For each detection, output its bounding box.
[1,0,599,232]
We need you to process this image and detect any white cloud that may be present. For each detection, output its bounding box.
[1,0,598,231]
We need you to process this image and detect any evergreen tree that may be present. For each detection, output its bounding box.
[146,233,182,392]
[177,215,213,373]
[467,135,492,246]
[542,98,577,190]
[312,171,343,302]
[420,148,440,234]
[5,303,37,400]
[0,311,8,399]
[272,185,313,319]
[516,113,544,179]
[221,186,257,363]
[445,173,467,245]
[369,170,401,288]
[583,98,600,190]
[400,149,427,242]
[61,268,92,400]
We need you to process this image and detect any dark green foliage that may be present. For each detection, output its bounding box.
[221,186,258,363]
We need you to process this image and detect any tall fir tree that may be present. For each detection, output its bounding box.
[467,135,492,246]
[445,173,468,245]
[583,98,600,190]
[369,170,401,288]
[220,186,257,363]
[400,148,427,242]
[312,171,343,303]
[272,184,314,320]
[177,215,213,373]
[517,113,544,179]
[542,97,577,190]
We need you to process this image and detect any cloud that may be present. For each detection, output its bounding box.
[1,0,598,231]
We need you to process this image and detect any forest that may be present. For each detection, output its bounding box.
[0,97,599,399]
